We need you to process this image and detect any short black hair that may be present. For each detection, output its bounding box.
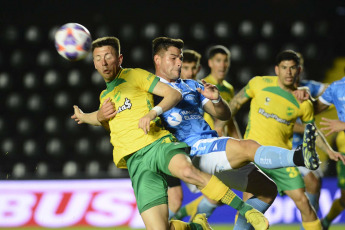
[92,37,121,55]
[275,50,300,66]
[183,49,201,66]
[207,45,230,60]
[152,37,184,59]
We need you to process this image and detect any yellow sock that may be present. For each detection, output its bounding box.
[200,175,228,201]
[326,198,345,222]
[185,195,204,216]
[201,175,251,216]
[170,220,190,230]
[302,219,321,230]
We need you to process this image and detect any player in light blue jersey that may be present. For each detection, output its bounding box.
[151,38,325,230]
[314,76,345,229]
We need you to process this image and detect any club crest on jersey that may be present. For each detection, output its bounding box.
[265,97,271,105]
[117,97,132,113]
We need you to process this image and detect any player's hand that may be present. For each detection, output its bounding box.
[97,98,117,123]
[327,149,345,165]
[197,79,220,101]
[71,105,85,124]
[138,110,157,134]
[319,117,345,137]
[293,88,310,103]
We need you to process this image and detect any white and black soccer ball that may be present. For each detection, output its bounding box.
[55,23,92,61]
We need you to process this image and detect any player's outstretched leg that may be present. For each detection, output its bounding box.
[244,209,269,230]
[302,123,320,170]
[191,213,213,230]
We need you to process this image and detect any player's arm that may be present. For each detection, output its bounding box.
[293,122,305,134]
[313,123,345,164]
[139,81,182,134]
[313,98,330,115]
[199,80,231,120]
[229,86,250,117]
[319,118,345,136]
[71,106,101,126]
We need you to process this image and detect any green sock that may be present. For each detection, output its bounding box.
[220,189,253,216]
[174,206,188,220]
[189,223,203,230]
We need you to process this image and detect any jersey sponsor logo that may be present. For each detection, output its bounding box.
[213,143,218,151]
[117,98,132,113]
[258,108,291,125]
[167,112,182,126]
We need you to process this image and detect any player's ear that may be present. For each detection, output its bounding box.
[154,54,161,66]
[118,54,123,66]
[197,65,201,74]
[274,65,279,76]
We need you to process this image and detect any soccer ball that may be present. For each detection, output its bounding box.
[55,23,92,61]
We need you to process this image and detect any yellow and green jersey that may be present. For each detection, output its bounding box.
[99,68,171,168]
[244,76,314,149]
[336,131,345,153]
[203,74,234,129]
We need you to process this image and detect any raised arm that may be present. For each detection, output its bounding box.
[229,87,250,117]
[138,81,182,134]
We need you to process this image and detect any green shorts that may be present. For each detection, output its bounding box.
[258,166,305,195]
[337,153,345,189]
[126,134,189,213]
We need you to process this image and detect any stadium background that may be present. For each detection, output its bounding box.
[1,0,345,228]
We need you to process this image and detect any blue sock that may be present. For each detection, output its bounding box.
[197,197,218,218]
[234,197,270,230]
[168,209,175,220]
[254,146,295,169]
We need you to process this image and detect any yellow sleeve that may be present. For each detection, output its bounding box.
[301,100,315,123]
[244,76,259,98]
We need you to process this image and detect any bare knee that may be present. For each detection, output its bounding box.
[304,173,321,194]
[168,187,183,213]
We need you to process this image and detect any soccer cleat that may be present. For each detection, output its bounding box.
[244,209,269,230]
[192,213,213,230]
[302,123,321,170]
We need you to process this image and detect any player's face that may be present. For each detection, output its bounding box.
[181,61,199,80]
[93,46,123,82]
[275,60,301,90]
[157,46,182,82]
[208,53,230,81]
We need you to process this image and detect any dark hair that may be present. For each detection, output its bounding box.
[207,45,230,60]
[183,49,202,66]
[275,50,300,66]
[152,37,184,59]
[92,37,121,55]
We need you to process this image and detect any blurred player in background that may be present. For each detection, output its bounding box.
[72,36,271,230]
[203,45,242,138]
[312,76,345,229]
[180,49,202,80]
[229,50,345,230]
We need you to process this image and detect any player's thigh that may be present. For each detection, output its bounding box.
[141,203,169,230]
[225,138,261,168]
[259,166,304,195]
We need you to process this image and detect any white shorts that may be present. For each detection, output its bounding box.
[298,166,323,178]
[186,136,256,193]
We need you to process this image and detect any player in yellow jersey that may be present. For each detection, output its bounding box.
[229,50,345,230]
[71,36,270,230]
[203,45,241,138]
[321,131,345,229]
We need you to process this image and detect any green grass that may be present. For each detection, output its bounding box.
[4,225,345,230]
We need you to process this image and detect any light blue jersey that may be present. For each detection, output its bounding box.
[319,76,345,122]
[155,77,221,157]
[292,80,326,148]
